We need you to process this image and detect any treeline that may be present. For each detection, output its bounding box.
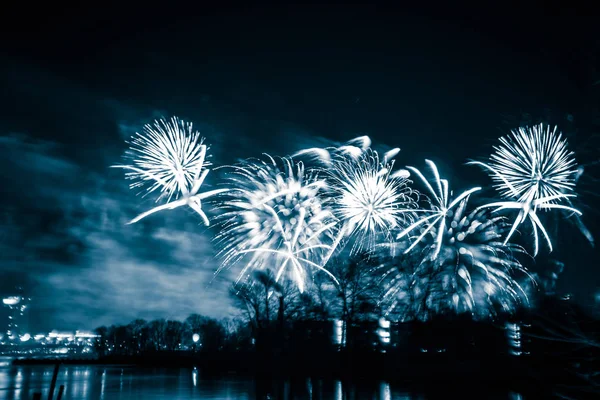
[93,256,388,357]
[94,314,252,356]
[94,255,600,365]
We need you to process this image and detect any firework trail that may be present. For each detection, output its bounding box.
[216,155,338,292]
[113,117,227,225]
[292,136,372,165]
[469,123,581,255]
[380,197,530,321]
[396,160,481,260]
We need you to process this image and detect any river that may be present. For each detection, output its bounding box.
[0,358,524,399]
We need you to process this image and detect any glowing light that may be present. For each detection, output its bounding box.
[192,333,200,343]
[469,124,581,255]
[113,117,227,225]
[396,160,481,260]
[333,319,344,346]
[2,296,21,306]
[469,124,577,201]
[377,318,391,344]
[324,148,417,255]
[19,333,31,342]
[216,156,338,292]
[506,322,523,356]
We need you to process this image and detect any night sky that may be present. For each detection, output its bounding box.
[1,4,599,332]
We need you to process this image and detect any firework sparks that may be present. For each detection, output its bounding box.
[324,148,417,255]
[216,155,338,292]
[469,124,581,255]
[112,117,227,225]
[380,198,530,321]
[396,160,481,259]
[476,192,582,256]
[469,124,577,201]
[292,136,372,165]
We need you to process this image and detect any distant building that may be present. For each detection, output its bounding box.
[2,287,31,341]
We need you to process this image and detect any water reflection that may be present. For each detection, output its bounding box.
[0,359,523,399]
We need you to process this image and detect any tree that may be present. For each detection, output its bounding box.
[231,269,283,330]
[164,320,185,351]
[185,314,226,352]
[126,319,148,354]
[315,254,380,347]
[94,326,109,357]
[147,319,167,351]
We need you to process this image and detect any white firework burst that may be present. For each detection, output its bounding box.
[112,116,227,225]
[325,148,417,254]
[380,198,530,321]
[469,123,581,256]
[396,160,481,260]
[216,155,338,292]
[469,123,578,202]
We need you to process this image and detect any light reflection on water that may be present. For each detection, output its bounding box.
[0,358,521,399]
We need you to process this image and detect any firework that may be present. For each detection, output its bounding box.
[469,124,581,255]
[112,117,227,225]
[380,198,530,321]
[469,124,577,201]
[216,155,338,292]
[292,135,372,165]
[396,160,481,259]
[324,148,417,256]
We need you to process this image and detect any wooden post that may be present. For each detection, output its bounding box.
[48,363,60,400]
[56,385,65,400]
[33,393,42,400]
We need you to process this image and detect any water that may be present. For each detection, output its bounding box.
[0,358,523,399]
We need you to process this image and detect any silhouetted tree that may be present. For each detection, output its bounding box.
[127,319,148,354]
[147,319,167,351]
[315,254,380,347]
[164,320,185,351]
[185,314,226,351]
[231,269,283,330]
[94,326,109,357]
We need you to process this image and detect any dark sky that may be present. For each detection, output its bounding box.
[1,4,599,332]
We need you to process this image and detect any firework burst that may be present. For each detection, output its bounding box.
[470,124,577,201]
[396,160,481,259]
[469,124,582,255]
[113,117,227,225]
[380,198,530,321]
[324,148,417,255]
[216,155,338,292]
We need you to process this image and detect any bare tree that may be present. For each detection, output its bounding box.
[185,314,226,351]
[314,254,380,347]
[147,319,167,351]
[231,269,284,330]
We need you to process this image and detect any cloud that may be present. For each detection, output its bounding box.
[0,133,235,331]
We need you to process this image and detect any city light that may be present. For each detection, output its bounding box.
[333,319,344,346]
[2,296,21,306]
[377,318,391,345]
